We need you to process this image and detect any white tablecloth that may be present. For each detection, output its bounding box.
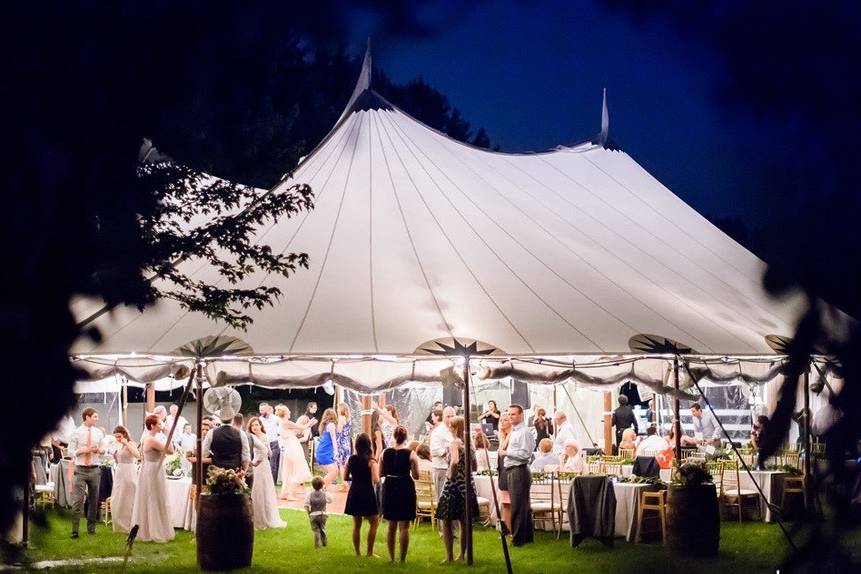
[613,483,658,541]
[474,474,654,540]
[739,470,786,522]
[165,477,196,530]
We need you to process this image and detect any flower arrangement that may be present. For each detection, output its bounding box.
[621,474,667,487]
[765,464,802,475]
[203,466,249,496]
[672,460,713,486]
[165,453,184,478]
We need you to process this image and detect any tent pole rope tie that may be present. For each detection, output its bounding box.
[681,359,797,551]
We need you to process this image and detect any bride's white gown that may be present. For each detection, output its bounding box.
[280,427,312,494]
[131,445,175,542]
[250,435,286,529]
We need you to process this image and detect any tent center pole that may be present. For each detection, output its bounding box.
[803,363,812,512]
[194,363,204,511]
[673,357,681,462]
[603,392,612,454]
[461,356,474,566]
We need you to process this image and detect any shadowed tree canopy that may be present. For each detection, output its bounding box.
[607,2,860,571]
[0,0,492,551]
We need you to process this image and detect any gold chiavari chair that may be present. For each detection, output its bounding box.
[719,460,759,522]
[618,448,635,460]
[530,474,560,538]
[414,471,436,530]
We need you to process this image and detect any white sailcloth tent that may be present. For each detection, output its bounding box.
[70,46,812,398]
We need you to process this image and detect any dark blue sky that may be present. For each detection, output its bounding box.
[347,0,773,224]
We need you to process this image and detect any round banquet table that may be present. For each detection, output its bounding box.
[165,476,196,530]
[473,474,655,541]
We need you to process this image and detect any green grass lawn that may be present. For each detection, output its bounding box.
[17,509,792,573]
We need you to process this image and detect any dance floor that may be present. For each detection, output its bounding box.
[279,487,349,514]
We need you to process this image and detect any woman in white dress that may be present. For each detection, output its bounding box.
[276,406,314,501]
[111,425,139,533]
[247,417,286,529]
[131,414,175,542]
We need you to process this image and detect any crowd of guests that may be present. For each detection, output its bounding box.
[52,390,783,562]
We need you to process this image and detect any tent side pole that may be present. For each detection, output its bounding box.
[673,357,681,462]
[803,363,812,512]
[145,383,155,414]
[462,358,473,566]
[603,392,612,453]
[121,384,128,428]
[361,395,372,437]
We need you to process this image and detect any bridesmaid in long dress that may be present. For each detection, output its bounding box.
[131,414,175,542]
[277,406,314,501]
[247,417,286,529]
[111,425,139,533]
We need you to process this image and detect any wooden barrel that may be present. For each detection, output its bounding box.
[667,484,719,557]
[196,494,254,571]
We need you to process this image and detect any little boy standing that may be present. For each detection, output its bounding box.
[304,476,333,548]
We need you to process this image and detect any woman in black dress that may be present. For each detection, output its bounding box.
[480,400,501,433]
[380,426,419,562]
[435,416,479,562]
[344,433,380,557]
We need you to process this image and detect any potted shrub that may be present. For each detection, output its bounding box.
[196,467,254,571]
[667,460,720,557]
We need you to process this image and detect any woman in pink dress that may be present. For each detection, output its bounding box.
[276,405,315,501]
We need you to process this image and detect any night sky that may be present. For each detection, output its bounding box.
[346,0,780,225]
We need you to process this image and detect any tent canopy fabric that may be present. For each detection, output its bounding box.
[70,46,813,390]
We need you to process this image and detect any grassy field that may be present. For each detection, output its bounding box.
[15,508,792,573]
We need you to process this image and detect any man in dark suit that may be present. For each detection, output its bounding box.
[611,395,638,449]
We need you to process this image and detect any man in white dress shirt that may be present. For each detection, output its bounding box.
[682,403,721,446]
[51,411,77,463]
[164,403,189,444]
[202,415,250,472]
[552,411,578,454]
[68,408,106,538]
[636,425,670,457]
[430,406,455,500]
[258,402,281,482]
[501,404,536,546]
[140,405,168,444]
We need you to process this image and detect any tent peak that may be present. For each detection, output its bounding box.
[591,88,621,150]
[338,38,373,122]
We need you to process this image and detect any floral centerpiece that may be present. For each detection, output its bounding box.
[672,460,713,486]
[621,474,666,487]
[203,466,249,496]
[165,452,184,479]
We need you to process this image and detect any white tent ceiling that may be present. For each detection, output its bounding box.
[70,47,810,390]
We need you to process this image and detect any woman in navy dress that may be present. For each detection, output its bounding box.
[344,433,380,556]
[380,426,419,562]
